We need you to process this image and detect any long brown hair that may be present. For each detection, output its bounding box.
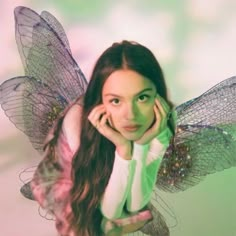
[69,40,171,235]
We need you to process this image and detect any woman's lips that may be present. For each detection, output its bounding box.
[123,125,141,132]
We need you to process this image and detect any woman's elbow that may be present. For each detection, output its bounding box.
[127,196,150,213]
[100,204,122,220]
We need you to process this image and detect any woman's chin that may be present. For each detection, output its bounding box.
[120,131,144,141]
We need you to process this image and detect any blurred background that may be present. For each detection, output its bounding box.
[0,0,236,235]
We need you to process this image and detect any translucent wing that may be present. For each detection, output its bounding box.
[125,193,176,235]
[131,191,178,236]
[126,197,172,235]
[14,6,87,105]
[139,203,170,236]
[0,6,87,153]
[0,76,68,152]
[40,10,72,54]
[19,165,37,200]
[157,76,236,192]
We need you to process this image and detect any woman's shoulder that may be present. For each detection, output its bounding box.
[64,103,83,123]
[62,103,83,153]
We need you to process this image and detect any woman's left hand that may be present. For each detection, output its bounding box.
[135,95,170,145]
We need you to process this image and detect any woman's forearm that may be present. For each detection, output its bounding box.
[127,128,172,212]
[100,151,135,219]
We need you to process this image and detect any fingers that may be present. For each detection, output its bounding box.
[153,95,171,132]
[155,95,170,119]
[99,112,110,131]
[88,104,106,128]
[88,105,113,137]
[88,105,125,147]
[135,102,162,145]
[155,99,165,121]
[151,102,161,129]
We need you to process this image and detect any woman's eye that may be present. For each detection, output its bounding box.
[110,98,120,105]
[138,94,149,102]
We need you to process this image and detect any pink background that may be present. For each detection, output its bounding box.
[1,1,236,235]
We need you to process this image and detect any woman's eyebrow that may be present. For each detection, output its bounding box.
[104,88,154,98]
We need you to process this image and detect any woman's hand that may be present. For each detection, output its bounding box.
[88,104,132,160]
[135,95,170,145]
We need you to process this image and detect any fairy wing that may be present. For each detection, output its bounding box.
[0,6,87,153]
[15,6,87,95]
[156,76,236,193]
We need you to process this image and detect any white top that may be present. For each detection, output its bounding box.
[63,104,172,220]
[100,128,171,219]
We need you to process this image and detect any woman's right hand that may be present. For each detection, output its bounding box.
[88,104,132,160]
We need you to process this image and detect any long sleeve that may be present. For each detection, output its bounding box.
[127,128,172,212]
[100,151,136,219]
[100,128,172,219]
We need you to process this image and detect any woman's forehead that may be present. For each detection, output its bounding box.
[102,69,156,97]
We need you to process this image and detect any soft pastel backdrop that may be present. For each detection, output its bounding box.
[0,1,236,236]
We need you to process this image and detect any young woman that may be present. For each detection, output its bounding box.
[31,40,173,236]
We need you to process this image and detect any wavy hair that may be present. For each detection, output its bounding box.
[69,40,172,235]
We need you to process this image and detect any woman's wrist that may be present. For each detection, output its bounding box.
[116,143,132,160]
[156,127,172,146]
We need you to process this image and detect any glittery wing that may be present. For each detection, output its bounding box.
[156,76,236,193]
[0,6,87,153]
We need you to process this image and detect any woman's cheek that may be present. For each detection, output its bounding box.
[144,105,156,127]
[142,103,154,116]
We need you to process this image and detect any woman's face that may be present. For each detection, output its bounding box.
[102,69,157,141]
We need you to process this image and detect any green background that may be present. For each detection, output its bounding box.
[0,0,236,235]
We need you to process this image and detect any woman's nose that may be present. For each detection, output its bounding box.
[123,102,138,120]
